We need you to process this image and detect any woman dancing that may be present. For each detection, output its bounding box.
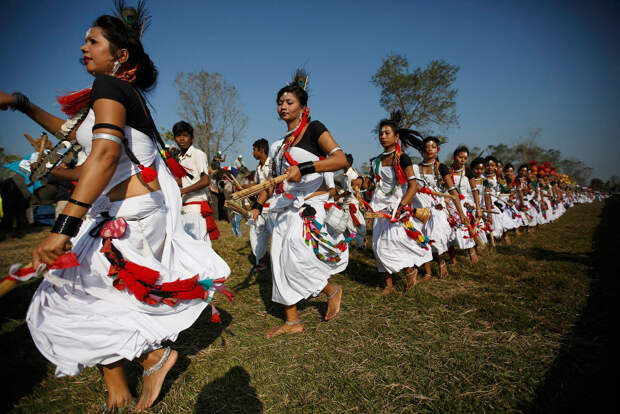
[368,114,433,294]
[447,146,479,264]
[412,136,470,278]
[249,71,348,338]
[1,5,230,411]
[468,157,490,245]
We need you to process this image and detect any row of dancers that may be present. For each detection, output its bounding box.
[0,2,601,411]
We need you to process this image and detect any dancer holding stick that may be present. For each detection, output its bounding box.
[247,70,349,338]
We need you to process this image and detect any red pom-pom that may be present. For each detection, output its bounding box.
[57,88,92,117]
[458,194,465,200]
[139,165,157,183]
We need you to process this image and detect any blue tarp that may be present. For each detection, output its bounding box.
[1,152,43,194]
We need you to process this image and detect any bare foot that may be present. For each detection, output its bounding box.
[515,229,521,238]
[419,274,432,283]
[99,362,134,411]
[325,286,342,320]
[450,257,457,265]
[439,261,448,279]
[504,235,512,245]
[135,349,178,411]
[378,285,394,295]
[469,252,479,264]
[265,322,303,338]
[405,268,418,291]
[104,391,134,411]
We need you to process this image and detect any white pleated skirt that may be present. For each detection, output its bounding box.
[269,196,348,306]
[27,191,230,376]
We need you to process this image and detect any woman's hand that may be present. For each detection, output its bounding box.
[248,209,260,220]
[476,208,483,220]
[0,91,16,111]
[285,165,301,182]
[32,233,72,269]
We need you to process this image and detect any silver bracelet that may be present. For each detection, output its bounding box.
[92,132,123,144]
[327,146,342,156]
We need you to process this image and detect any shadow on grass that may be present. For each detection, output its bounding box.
[194,366,263,413]
[122,307,233,406]
[495,245,591,265]
[0,281,48,413]
[523,198,619,413]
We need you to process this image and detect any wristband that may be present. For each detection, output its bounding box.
[251,201,264,214]
[298,161,316,176]
[68,198,92,208]
[11,92,30,113]
[51,214,82,237]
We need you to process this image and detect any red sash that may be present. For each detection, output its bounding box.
[184,201,220,240]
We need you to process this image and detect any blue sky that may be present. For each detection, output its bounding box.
[1,0,618,180]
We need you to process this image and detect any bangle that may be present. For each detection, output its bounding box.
[51,214,82,237]
[327,146,342,156]
[251,201,263,214]
[298,161,316,176]
[11,92,30,113]
[447,186,457,192]
[68,198,92,208]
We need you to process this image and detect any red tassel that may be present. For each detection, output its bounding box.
[205,215,220,240]
[57,88,92,117]
[165,156,189,179]
[210,305,222,323]
[160,275,199,292]
[139,165,157,183]
[220,289,235,302]
[124,261,160,285]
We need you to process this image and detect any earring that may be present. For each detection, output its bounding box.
[112,61,121,75]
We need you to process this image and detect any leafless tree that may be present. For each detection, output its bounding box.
[175,71,248,162]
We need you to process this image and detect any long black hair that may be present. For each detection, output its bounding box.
[378,111,424,152]
[93,14,158,91]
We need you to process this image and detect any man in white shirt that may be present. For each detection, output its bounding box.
[248,138,273,270]
[174,121,219,245]
[233,155,245,170]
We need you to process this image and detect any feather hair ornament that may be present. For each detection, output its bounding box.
[113,0,152,39]
[291,68,309,91]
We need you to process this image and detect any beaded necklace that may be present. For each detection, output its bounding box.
[373,151,398,196]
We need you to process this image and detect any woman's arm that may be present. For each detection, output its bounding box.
[285,131,347,182]
[444,174,468,223]
[470,179,482,219]
[31,98,125,267]
[399,165,418,207]
[0,91,80,139]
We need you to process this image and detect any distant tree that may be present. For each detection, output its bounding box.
[359,161,370,176]
[485,128,593,184]
[175,71,248,162]
[160,127,175,146]
[590,178,605,191]
[371,54,459,131]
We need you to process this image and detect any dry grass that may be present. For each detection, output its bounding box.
[0,199,615,413]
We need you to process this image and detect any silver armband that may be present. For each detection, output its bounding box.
[92,132,123,145]
[327,146,342,156]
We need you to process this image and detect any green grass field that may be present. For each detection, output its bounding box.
[1,198,617,413]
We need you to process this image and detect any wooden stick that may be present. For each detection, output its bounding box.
[37,135,48,162]
[225,172,244,190]
[231,174,287,200]
[482,209,500,214]
[224,200,250,217]
[364,212,387,219]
